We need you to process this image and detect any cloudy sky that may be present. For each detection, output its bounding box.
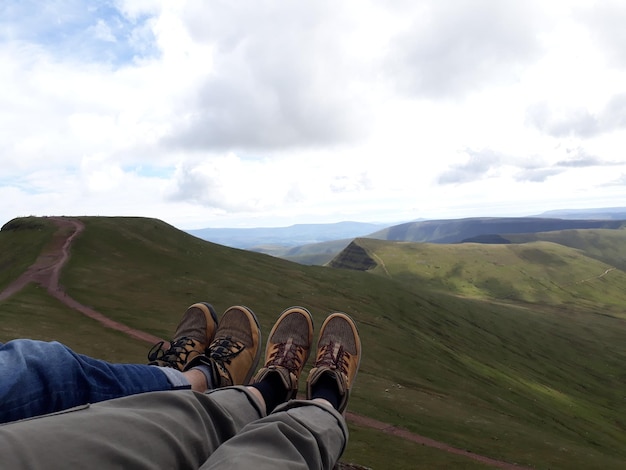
[2,0,625,229]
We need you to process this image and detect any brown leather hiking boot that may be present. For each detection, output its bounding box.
[199,305,262,387]
[306,313,361,413]
[252,307,314,401]
[147,302,218,371]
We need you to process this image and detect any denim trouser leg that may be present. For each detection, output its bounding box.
[0,339,176,423]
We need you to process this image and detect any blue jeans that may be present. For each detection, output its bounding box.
[0,339,181,424]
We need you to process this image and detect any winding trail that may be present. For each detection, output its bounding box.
[370,251,390,277]
[576,267,616,284]
[0,217,162,344]
[0,217,532,470]
[345,412,530,469]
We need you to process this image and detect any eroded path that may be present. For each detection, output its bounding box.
[346,412,531,469]
[0,217,532,469]
[0,217,162,344]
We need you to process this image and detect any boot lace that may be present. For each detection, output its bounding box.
[267,341,304,373]
[316,341,349,376]
[208,336,245,376]
[147,337,198,369]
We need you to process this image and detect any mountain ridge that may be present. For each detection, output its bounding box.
[185,208,626,265]
[367,217,626,244]
[272,216,626,265]
[187,221,390,249]
[329,234,626,315]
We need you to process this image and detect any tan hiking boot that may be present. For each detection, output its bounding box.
[202,305,262,387]
[306,313,361,413]
[147,302,218,371]
[252,307,314,401]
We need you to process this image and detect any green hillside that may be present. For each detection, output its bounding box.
[506,228,626,272]
[0,217,57,290]
[332,235,626,316]
[260,218,626,267]
[2,217,626,469]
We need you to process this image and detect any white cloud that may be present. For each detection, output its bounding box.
[159,1,375,151]
[1,0,626,230]
[577,0,626,67]
[89,19,117,43]
[438,149,503,184]
[389,0,566,101]
[527,94,626,138]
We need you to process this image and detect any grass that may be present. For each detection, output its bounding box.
[343,424,492,469]
[507,228,626,272]
[2,217,626,468]
[349,237,626,316]
[0,217,57,291]
[0,283,149,363]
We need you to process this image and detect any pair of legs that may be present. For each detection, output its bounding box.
[0,388,348,469]
[0,304,361,469]
[0,302,245,423]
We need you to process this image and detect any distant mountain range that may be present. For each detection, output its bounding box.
[187,221,389,249]
[185,207,626,265]
[534,207,626,220]
[369,217,625,244]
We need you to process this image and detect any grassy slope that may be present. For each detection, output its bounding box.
[1,218,626,468]
[329,234,626,467]
[0,284,150,362]
[506,228,626,272]
[0,217,57,291]
[351,236,626,316]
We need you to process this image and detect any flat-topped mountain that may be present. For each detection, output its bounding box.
[367,217,625,244]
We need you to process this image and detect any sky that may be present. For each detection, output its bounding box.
[1,0,625,230]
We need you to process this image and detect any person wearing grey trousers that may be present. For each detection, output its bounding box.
[0,307,362,470]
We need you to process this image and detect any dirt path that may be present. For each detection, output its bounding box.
[370,251,391,277]
[576,267,616,284]
[0,217,532,469]
[0,217,162,344]
[346,412,531,469]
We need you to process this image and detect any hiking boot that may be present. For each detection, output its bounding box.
[252,307,314,401]
[306,313,361,413]
[147,302,218,371]
[189,305,261,387]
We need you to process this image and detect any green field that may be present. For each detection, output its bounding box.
[341,236,626,316]
[1,217,626,469]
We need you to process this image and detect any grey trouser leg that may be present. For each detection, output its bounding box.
[200,400,348,470]
[0,387,263,470]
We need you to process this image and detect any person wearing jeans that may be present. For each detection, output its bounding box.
[0,302,261,423]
